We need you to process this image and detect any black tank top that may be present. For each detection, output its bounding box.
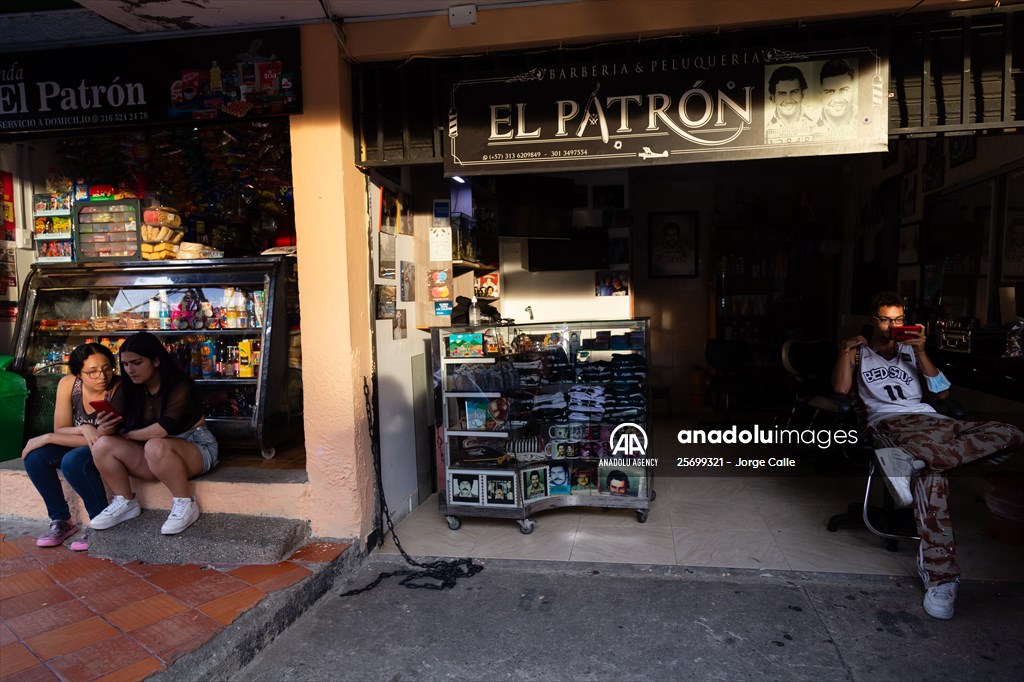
[70,375,119,427]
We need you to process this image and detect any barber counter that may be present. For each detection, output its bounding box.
[934,349,1023,404]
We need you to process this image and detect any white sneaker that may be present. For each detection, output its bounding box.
[161,497,200,535]
[923,580,958,620]
[874,447,924,509]
[90,495,141,530]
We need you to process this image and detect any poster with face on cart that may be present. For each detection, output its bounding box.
[448,472,483,505]
[484,473,516,506]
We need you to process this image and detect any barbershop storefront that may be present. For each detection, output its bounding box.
[359,7,1024,572]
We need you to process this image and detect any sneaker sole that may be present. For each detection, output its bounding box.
[36,528,77,547]
[923,602,954,620]
[875,448,915,508]
[161,511,200,535]
[90,505,141,530]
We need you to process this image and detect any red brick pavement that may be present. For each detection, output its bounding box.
[0,533,348,681]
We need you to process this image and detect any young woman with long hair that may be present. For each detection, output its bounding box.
[91,331,218,535]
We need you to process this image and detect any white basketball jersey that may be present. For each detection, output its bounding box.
[857,345,937,426]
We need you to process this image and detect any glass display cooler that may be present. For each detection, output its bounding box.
[431,318,654,534]
[11,255,301,458]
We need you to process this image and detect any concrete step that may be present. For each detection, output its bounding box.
[87,508,309,565]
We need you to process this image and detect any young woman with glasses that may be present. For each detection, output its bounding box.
[21,342,123,551]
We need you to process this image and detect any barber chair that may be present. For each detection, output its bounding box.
[780,339,842,430]
[704,339,752,423]
[826,392,970,551]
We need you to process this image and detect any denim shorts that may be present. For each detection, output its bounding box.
[175,424,219,474]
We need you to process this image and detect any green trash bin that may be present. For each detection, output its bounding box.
[0,355,29,462]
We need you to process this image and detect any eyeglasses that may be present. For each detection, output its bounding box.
[874,316,905,325]
[81,367,114,378]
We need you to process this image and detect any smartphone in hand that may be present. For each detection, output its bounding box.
[89,399,122,418]
[890,325,920,342]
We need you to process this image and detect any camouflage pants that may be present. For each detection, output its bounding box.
[870,414,1024,588]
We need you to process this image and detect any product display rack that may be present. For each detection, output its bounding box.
[431,318,654,534]
[32,192,74,263]
[75,199,142,262]
[11,255,301,457]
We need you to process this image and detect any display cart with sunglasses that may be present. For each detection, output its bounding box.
[11,255,300,458]
[431,318,654,534]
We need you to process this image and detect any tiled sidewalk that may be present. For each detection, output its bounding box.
[0,533,349,681]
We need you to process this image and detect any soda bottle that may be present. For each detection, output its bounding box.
[246,294,258,328]
[216,340,226,377]
[209,61,222,93]
[158,290,171,331]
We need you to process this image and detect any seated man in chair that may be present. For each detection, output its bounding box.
[831,291,1024,620]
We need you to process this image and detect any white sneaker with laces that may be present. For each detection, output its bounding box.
[923,580,958,620]
[161,497,200,535]
[90,495,141,530]
[874,447,924,509]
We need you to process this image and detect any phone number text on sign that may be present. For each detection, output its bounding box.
[481,151,544,161]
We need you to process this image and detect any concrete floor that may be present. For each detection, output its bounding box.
[234,556,1024,682]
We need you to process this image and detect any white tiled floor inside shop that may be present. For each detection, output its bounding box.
[378,415,1024,583]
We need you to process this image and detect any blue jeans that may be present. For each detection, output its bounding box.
[23,444,109,521]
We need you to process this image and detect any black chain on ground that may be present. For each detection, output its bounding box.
[338,378,483,597]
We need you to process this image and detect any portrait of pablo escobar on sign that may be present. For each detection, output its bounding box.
[764,58,865,145]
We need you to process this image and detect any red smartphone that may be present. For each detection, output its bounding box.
[890,325,920,342]
[89,399,121,418]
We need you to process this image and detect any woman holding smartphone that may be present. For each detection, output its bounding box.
[91,331,218,535]
[21,343,122,550]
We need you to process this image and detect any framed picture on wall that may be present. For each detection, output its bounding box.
[648,211,698,278]
[1004,217,1024,279]
[949,137,977,168]
[898,223,920,264]
[898,265,921,305]
[380,188,398,235]
[901,139,919,173]
[923,156,946,193]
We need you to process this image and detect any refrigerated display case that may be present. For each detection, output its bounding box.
[431,318,654,534]
[11,255,301,458]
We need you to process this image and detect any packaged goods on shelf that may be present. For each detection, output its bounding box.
[140,206,184,260]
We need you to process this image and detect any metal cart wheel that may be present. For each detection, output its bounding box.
[261,447,276,460]
[517,519,535,534]
[636,509,649,523]
[446,516,462,531]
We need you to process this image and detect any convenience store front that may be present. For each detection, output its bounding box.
[0,25,377,543]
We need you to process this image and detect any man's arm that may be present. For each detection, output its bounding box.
[832,335,867,394]
[903,326,950,399]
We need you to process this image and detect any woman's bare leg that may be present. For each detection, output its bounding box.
[144,438,205,498]
[91,435,157,498]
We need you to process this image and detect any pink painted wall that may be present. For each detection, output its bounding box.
[291,24,376,541]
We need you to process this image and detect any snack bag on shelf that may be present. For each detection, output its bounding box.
[141,206,184,260]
